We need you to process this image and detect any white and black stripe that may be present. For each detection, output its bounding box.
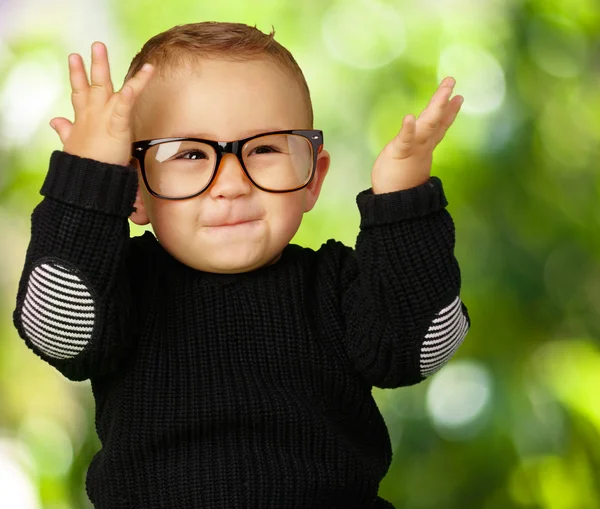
[420,296,469,377]
[21,263,95,360]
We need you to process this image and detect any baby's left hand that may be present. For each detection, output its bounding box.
[371,77,463,194]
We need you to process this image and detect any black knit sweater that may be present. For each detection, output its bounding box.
[13,151,470,509]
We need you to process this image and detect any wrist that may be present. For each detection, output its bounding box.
[357,177,448,227]
[41,150,138,217]
[371,174,431,195]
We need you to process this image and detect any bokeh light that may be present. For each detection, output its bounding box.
[426,360,493,440]
[437,44,506,116]
[17,415,74,478]
[0,437,41,509]
[527,15,588,79]
[321,0,406,69]
[0,51,62,148]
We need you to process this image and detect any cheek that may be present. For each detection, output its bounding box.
[266,193,305,236]
[148,200,199,239]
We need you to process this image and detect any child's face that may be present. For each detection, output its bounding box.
[130,58,330,273]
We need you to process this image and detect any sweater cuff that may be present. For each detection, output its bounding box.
[41,151,138,217]
[356,176,448,228]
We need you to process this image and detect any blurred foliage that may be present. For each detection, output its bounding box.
[1,0,599,508]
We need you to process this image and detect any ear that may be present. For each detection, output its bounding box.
[128,158,150,225]
[304,148,330,213]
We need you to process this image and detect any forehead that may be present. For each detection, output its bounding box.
[134,59,310,141]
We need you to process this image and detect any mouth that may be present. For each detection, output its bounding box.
[207,219,259,227]
[202,219,262,233]
[218,219,258,227]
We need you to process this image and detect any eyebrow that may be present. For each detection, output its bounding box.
[169,128,286,140]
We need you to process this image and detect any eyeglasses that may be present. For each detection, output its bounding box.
[131,129,324,200]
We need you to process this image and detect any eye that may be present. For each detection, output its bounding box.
[251,145,281,155]
[176,150,209,160]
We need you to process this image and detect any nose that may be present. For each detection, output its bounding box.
[208,153,252,199]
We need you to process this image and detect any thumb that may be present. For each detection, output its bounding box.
[49,117,73,145]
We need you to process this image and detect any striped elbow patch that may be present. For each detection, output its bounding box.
[420,296,469,377]
[20,262,95,360]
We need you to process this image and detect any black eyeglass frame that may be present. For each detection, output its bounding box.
[131,129,324,200]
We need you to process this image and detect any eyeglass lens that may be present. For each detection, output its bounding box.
[144,133,314,197]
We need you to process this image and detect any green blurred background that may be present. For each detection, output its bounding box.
[1,0,599,507]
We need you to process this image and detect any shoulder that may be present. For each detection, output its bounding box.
[127,231,158,265]
[125,231,163,286]
[286,239,357,281]
[287,238,353,260]
[317,239,355,266]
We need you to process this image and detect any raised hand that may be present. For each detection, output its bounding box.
[370,77,463,194]
[49,41,154,167]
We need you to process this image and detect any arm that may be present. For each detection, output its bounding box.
[13,42,156,381]
[340,177,470,388]
[13,151,140,381]
[336,76,469,388]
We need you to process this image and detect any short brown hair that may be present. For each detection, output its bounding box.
[124,21,313,126]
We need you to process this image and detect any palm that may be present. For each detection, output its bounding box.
[371,77,463,194]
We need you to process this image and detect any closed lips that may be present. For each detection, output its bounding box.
[206,219,260,227]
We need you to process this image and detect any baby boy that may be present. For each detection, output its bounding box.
[14,21,470,509]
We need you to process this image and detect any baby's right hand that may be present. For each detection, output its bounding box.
[50,42,154,167]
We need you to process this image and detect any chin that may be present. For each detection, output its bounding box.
[158,228,289,273]
[155,244,244,274]
[211,247,288,273]
[198,251,270,274]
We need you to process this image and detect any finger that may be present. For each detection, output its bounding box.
[109,84,136,136]
[433,95,463,146]
[416,77,457,140]
[49,117,74,145]
[425,77,456,113]
[390,114,417,159]
[109,65,154,136]
[122,63,154,97]
[68,53,89,118]
[417,77,456,119]
[89,42,114,100]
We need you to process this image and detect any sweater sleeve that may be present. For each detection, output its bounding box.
[12,150,141,381]
[339,177,470,389]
